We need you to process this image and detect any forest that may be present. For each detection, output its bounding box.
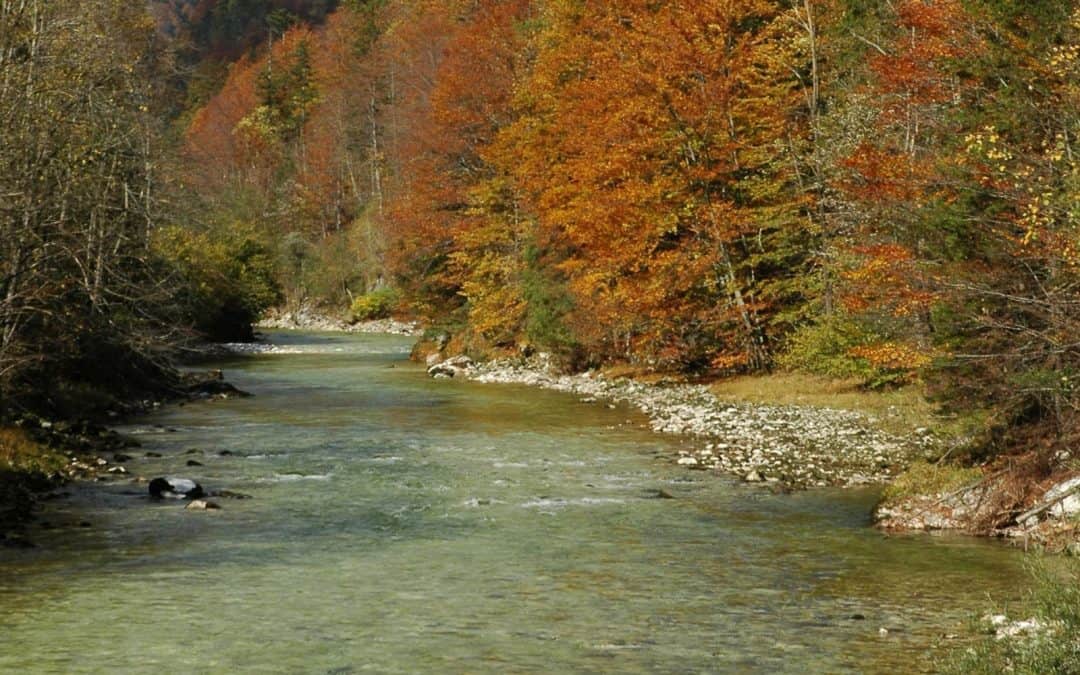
[2,0,1080,665]
[1,0,1078,510]
[2,1,1079,668]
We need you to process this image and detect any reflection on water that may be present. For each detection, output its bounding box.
[0,331,1025,673]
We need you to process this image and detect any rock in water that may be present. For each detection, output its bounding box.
[148,477,205,500]
[427,355,475,379]
[185,499,221,511]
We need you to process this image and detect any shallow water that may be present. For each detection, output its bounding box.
[0,332,1026,673]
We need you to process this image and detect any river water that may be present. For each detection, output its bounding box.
[0,332,1026,673]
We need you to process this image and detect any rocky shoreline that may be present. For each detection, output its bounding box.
[256,306,421,336]
[426,353,940,490]
[422,352,1080,551]
[875,470,1080,552]
[0,371,251,548]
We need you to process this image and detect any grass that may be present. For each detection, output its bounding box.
[881,460,983,503]
[708,372,941,436]
[592,368,957,438]
[941,557,1080,674]
[0,427,65,476]
[1,427,65,531]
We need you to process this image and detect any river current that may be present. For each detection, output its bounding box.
[0,331,1026,673]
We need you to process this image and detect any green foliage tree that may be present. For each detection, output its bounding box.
[152,223,280,341]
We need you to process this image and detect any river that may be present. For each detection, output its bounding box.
[0,331,1027,673]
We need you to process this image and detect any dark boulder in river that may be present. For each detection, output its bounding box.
[148,477,204,500]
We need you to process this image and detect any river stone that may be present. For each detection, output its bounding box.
[745,470,764,483]
[427,355,474,379]
[1045,476,1080,519]
[148,477,204,500]
[185,499,221,511]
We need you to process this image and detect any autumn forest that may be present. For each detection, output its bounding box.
[178,0,1079,465]
[3,1,1080,668]
[2,0,1080,491]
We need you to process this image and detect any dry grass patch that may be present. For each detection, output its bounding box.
[0,428,65,475]
[599,364,673,384]
[708,372,942,436]
[881,460,983,503]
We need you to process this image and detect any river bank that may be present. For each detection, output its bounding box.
[0,371,250,547]
[420,348,1079,552]
[421,352,939,490]
[243,313,1077,550]
[256,305,421,336]
[246,313,938,490]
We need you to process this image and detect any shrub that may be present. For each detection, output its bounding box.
[350,288,400,321]
[153,222,280,341]
[778,314,925,388]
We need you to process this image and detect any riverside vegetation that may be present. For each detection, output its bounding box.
[160,0,1079,543]
[2,0,1080,669]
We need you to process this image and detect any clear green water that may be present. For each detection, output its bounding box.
[0,332,1025,673]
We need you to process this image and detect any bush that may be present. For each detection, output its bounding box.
[350,288,399,321]
[153,222,280,341]
[778,314,924,388]
[0,428,66,528]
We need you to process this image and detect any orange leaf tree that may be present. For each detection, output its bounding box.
[833,0,981,376]
[495,0,807,370]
